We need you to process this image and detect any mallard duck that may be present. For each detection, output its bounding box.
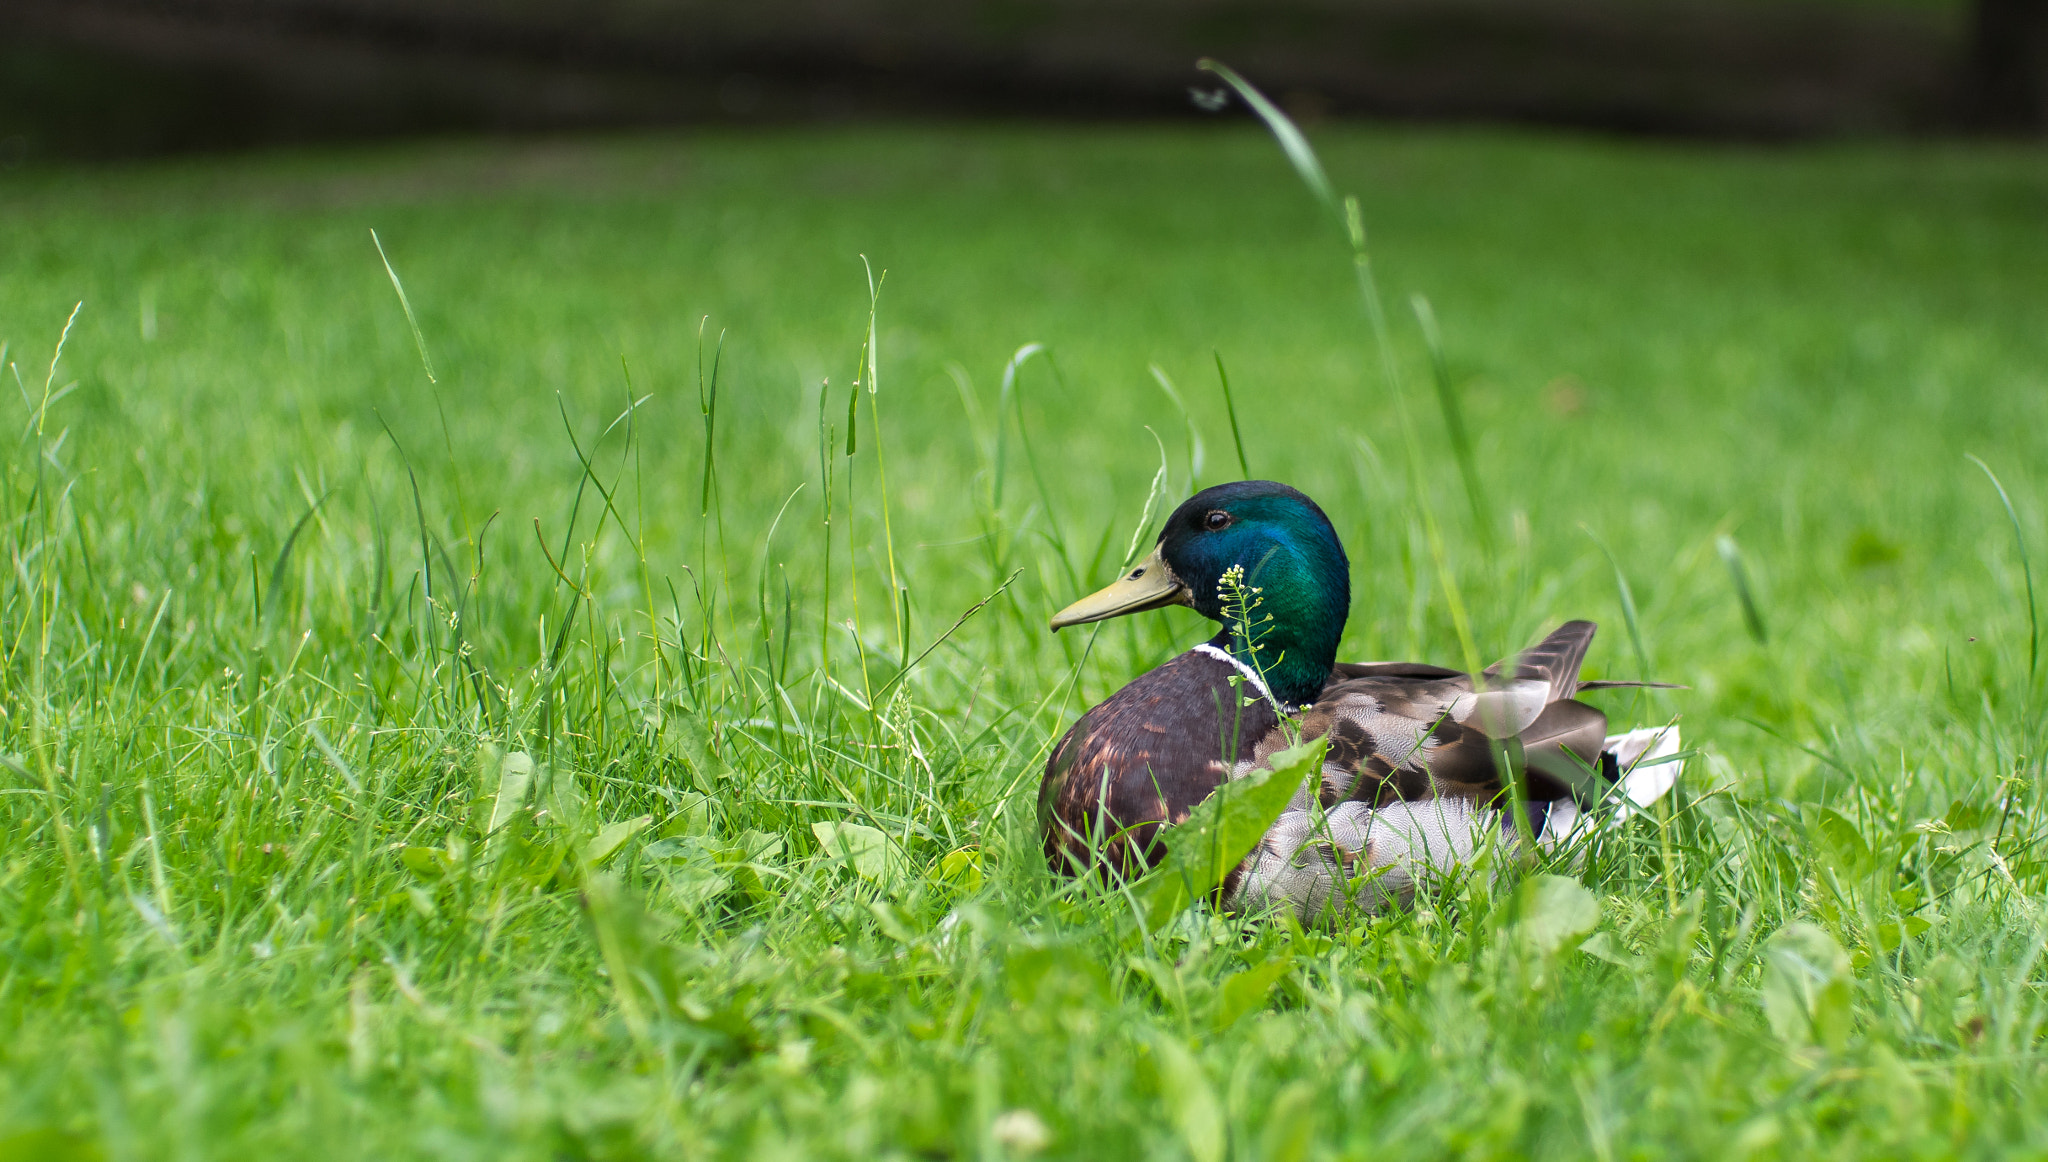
[1039,480,1679,920]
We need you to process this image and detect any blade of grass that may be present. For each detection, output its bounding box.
[995,343,1047,511]
[1213,352,1252,480]
[699,318,724,517]
[1716,534,1769,645]
[1411,294,1491,553]
[1584,525,1652,682]
[858,258,906,665]
[1148,363,1207,492]
[1969,454,2039,690]
[872,569,1021,703]
[263,491,332,623]
[1196,60,1334,212]
[1125,427,1172,570]
[369,229,436,384]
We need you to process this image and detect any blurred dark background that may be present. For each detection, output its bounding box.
[2,0,2044,161]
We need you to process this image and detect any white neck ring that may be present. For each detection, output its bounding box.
[1194,643,1301,716]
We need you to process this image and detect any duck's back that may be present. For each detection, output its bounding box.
[1233,622,1615,813]
[1233,667,1604,810]
[1040,623,1619,878]
[1039,648,1279,876]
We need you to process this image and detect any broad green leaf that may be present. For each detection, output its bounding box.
[400,846,450,880]
[1814,809,1873,877]
[735,830,785,862]
[662,790,716,837]
[1762,922,1852,1052]
[1876,915,1934,952]
[939,847,984,892]
[1944,798,1990,832]
[812,820,900,882]
[582,872,680,1039]
[1577,930,1641,970]
[660,865,733,913]
[539,762,586,832]
[512,837,570,888]
[1260,1080,1317,1162]
[478,748,535,837]
[580,815,652,867]
[1911,952,1969,1033]
[1215,954,1295,1030]
[586,874,750,1060]
[1513,874,1601,956]
[640,837,692,862]
[1147,1032,1224,1162]
[1124,956,1182,1008]
[871,900,918,943]
[1132,737,1326,931]
[725,830,790,901]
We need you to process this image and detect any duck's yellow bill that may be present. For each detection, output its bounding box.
[1049,545,1188,631]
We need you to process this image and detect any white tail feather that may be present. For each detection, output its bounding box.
[1603,725,1683,817]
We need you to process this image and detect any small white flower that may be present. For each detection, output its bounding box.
[991,1109,1051,1155]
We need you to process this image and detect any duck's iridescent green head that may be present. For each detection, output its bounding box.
[1050,480,1350,708]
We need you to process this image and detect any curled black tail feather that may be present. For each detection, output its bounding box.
[1576,680,1688,691]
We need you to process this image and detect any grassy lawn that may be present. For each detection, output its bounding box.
[3,122,2047,1159]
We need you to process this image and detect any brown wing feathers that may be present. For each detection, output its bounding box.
[1484,619,1597,704]
[1519,699,1611,801]
[1294,621,1617,811]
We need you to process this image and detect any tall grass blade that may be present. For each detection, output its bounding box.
[859,259,906,654]
[1148,363,1206,490]
[817,378,835,686]
[1196,60,1335,213]
[995,343,1047,511]
[374,412,435,610]
[1125,427,1171,569]
[1969,454,2039,688]
[33,302,81,436]
[1213,352,1252,480]
[263,490,331,622]
[844,378,859,456]
[872,569,1020,702]
[1007,349,1075,587]
[898,587,911,673]
[698,319,724,516]
[859,256,885,398]
[369,229,437,384]
[1716,534,1769,645]
[1411,294,1491,550]
[1585,525,1652,681]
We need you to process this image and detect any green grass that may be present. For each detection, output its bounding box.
[3,122,2047,1159]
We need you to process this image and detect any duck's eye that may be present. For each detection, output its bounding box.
[1129,567,1145,579]
[1204,510,1231,530]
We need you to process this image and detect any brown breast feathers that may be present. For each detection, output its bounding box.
[1039,649,1279,877]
